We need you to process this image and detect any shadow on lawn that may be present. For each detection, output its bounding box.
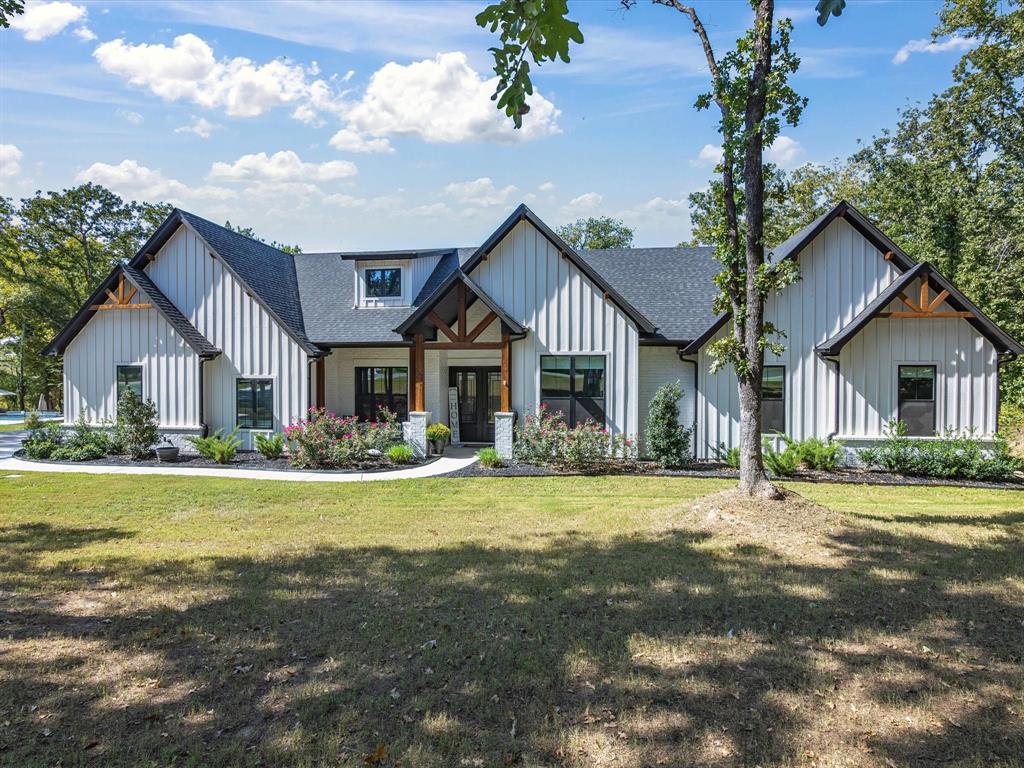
[0,515,1021,767]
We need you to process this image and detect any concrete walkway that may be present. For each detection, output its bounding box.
[0,446,478,482]
[0,430,27,459]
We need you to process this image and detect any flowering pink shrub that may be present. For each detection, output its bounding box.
[512,405,637,471]
[285,407,404,468]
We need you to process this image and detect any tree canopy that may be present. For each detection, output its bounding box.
[556,217,634,250]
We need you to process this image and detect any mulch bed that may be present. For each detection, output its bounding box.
[444,459,1024,489]
[14,450,437,474]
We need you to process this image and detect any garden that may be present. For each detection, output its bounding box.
[459,382,1024,487]
[16,391,427,472]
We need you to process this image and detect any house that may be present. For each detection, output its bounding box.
[44,201,1023,461]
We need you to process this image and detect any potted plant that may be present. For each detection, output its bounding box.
[425,422,451,455]
[154,436,180,463]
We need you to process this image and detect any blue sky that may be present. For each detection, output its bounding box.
[0,0,974,250]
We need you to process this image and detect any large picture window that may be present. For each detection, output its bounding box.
[116,365,143,402]
[540,355,606,427]
[898,365,936,436]
[762,365,785,434]
[365,268,402,298]
[355,366,408,421]
[236,378,274,429]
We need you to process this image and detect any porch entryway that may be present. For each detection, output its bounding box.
[449,366,502,443]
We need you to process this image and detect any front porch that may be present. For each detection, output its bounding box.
[311,269,526,456]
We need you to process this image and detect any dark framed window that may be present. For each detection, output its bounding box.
[762,365,785,433]
[236,378,274,429]
[365,268,401,298]
[116,365,143,401]
[540,355,606,427]
[355,366,408,421]
[898,365,936,436]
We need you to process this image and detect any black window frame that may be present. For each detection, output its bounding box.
[236,378,274,430]
[540,354,606,428]
[364,267,402,299]
[355,366,409,422]
[898,364,936,436]
[762,365,785,434]
[116,364,143,402]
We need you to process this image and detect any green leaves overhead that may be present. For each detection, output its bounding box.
[476,0,583,128]
[815,0,846,26]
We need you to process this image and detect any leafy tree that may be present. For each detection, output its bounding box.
[480,0,810,497]
[556,217,634,249]
[0,0,24,29]
[224,220,302,254]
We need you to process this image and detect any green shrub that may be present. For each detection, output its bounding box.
[187,427,241,464]
[477,447,503,468]
[285,407,403,468]
[23,410,42,431]
[23,416,109,461]
[513,405,637,471]
[713,443,740,469]
[763,437,799,477]
[788,436,843,471]
[254,432,285,459]
[113,389,159,460]
[387,444,414,464]
[858,419,1023,481]
[644,381,692,467]
[426,422,451,443]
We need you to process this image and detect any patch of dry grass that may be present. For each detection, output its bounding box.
[0,472,1021,767]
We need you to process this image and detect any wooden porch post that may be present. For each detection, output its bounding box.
[414,333,425,411]
[500,332,511,412]
[315,357,325,408]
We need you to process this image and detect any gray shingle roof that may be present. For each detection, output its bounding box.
[122,265,220,358]
[578,247,720,342]
[177,211,319,354]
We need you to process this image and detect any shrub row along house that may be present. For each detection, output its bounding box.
[44,201,1023,461]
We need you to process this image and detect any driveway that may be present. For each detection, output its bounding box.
[0,430,26,459]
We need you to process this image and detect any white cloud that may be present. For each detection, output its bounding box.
[208,150,357,183]
[766,135,803,168]
[93,33,347,122]
[175,116,217,139]
[638,196,687,215]
[562,192,603,217]
[75,159,235,204]
[409,202,450,218]
[322,192,403,211]
[328,128,393,154]
[115,108,143,125]
[691,143,723,167]
[0,145,23,178]
[10,1,85,41]
[893,35,976,65]
[444,177,518,207]
[538,181,556,193]
[343,52,560,144]
[73,26,96,41]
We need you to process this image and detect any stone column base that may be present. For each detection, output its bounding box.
[494,411,515,460]
[403,411,431,458]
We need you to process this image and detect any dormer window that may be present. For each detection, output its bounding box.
[365,267,402,299]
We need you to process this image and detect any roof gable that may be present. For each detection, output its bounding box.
[394,267,526,339]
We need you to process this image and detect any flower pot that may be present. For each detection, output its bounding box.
[155,445,179,463]
[432,439,445,456]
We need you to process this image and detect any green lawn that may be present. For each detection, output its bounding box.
[0,421,26,432]
[0,473,1021,767]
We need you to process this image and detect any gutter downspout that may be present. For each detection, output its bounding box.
[677,349,698,459]
[198,358,209,438]
[822,354,840,441]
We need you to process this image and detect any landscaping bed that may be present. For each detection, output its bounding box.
[14,448,438,473]
[445,458,1024,489]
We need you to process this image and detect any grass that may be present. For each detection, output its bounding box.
[0,473,1021,767]
[0,421,26,432]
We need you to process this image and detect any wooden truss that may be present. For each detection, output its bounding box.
[90,274,152,311]
[878,276,972,320]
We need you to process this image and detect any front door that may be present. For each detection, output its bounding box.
[449,366,501,443]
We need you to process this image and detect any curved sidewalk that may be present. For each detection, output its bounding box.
[0,449,477,483]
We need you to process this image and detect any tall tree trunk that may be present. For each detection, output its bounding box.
[737,0,782,498]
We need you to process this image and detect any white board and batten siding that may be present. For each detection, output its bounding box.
[468,220,641,437]
[694,217,1000,457]
[144,224,310,446]
[637,346,696,452]
[63,294,201,427]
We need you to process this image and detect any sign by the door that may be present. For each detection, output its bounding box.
[448,386,461,445]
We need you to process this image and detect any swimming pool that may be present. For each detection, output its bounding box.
[0,411,62,423]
